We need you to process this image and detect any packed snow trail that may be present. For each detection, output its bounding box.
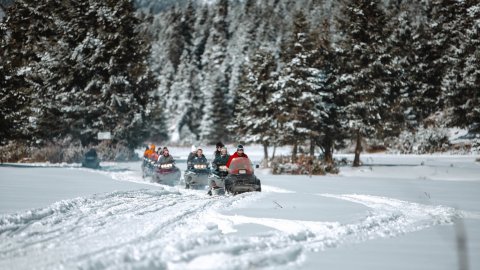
[1,181,478,270]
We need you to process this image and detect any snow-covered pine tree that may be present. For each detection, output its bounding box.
[444,0,480,132]
[0,0,69,144]
[145,96,169,143]
[230,49,278,163]
[389,0,446,130]
[0,18,30,144]
[1,0,157,148]
[386,1,419,130]
[273,11,326,161]
[165,2,195,72]
[335,0,392,167]
[169,51,203,143]
[226,0,261,103]
[192,5,211,71]
[199,0,231,143]
[158,2,200,143]
[310,19,342,164]
[410,0,451,121]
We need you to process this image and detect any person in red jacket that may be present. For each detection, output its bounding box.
[226,145,249,168]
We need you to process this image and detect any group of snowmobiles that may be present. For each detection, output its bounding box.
[141,143,262,196]
[142,145,181,186]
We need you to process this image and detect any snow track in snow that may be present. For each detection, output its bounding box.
[1,188,476,269]
[0,188,264,269]
[2,160,479,269]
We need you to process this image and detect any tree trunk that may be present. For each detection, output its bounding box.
[324,138,333,165]
[353,131,362,167]
[271,144,277,160]
[309,138,315,157]
[292,143,298,163]
[262,142,269,167]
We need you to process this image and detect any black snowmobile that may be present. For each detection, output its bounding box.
[152,162,181,186]
[225,157,261,195]
[141,158,156,178]
[184,160,210,189]
[207,165,228,196]
[82,149,100,169]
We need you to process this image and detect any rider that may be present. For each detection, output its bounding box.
[212,146,230,175]
[226,145,249,168]
[144,144,155,158]
[157,147,174,164]
[150,151,159,162]
[187,145,196,168]
[213,142,224,159]
[189,147,208,170]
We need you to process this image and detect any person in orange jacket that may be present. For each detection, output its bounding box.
[144,144,156,159]
[226,145,249,168]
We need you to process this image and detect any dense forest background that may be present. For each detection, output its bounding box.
[1,0,479,162]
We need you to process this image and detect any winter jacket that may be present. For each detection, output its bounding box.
[189,154,208,169]
[158,154,174,164]
[212,154,230,169]
[187,152,196,168]
[213,150,222,159]
[226,152,249,168]
[150,152,159,161]
[144,149,154,158]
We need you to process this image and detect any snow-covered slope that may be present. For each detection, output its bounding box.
[1,154,479,269]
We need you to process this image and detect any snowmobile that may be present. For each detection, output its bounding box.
[81,149,100,169]
[225,157,261,195]
[184,162,211,190]
[207,165,228,196]
[141,158,157,178]
[152,162,181,186]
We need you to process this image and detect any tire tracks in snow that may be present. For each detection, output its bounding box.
[0,187,263,270]
[2,163,479,269]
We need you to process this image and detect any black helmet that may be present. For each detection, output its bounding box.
[237,144,244,151]
[216,142,224,148]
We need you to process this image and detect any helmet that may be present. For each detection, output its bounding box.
[237,144,244,151]
[150,144,156,150]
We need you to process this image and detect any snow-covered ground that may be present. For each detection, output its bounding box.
[1,151,479,269]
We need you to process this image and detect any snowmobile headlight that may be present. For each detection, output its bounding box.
[161,163,172,169]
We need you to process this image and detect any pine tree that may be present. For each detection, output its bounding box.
[387,1,419,130]
[0,12,25,144]
[273,11,328,161]
[335,0,393,166]
[169,51,203,143]
[311,19,342,164]
[445,0,480,132]
[1,0,157,148]
[230,49,278,163]
[199,0,231,143]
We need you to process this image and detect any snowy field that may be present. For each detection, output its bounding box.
[1,148,480,270]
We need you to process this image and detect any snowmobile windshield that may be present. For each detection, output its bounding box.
[228,157,253,175]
